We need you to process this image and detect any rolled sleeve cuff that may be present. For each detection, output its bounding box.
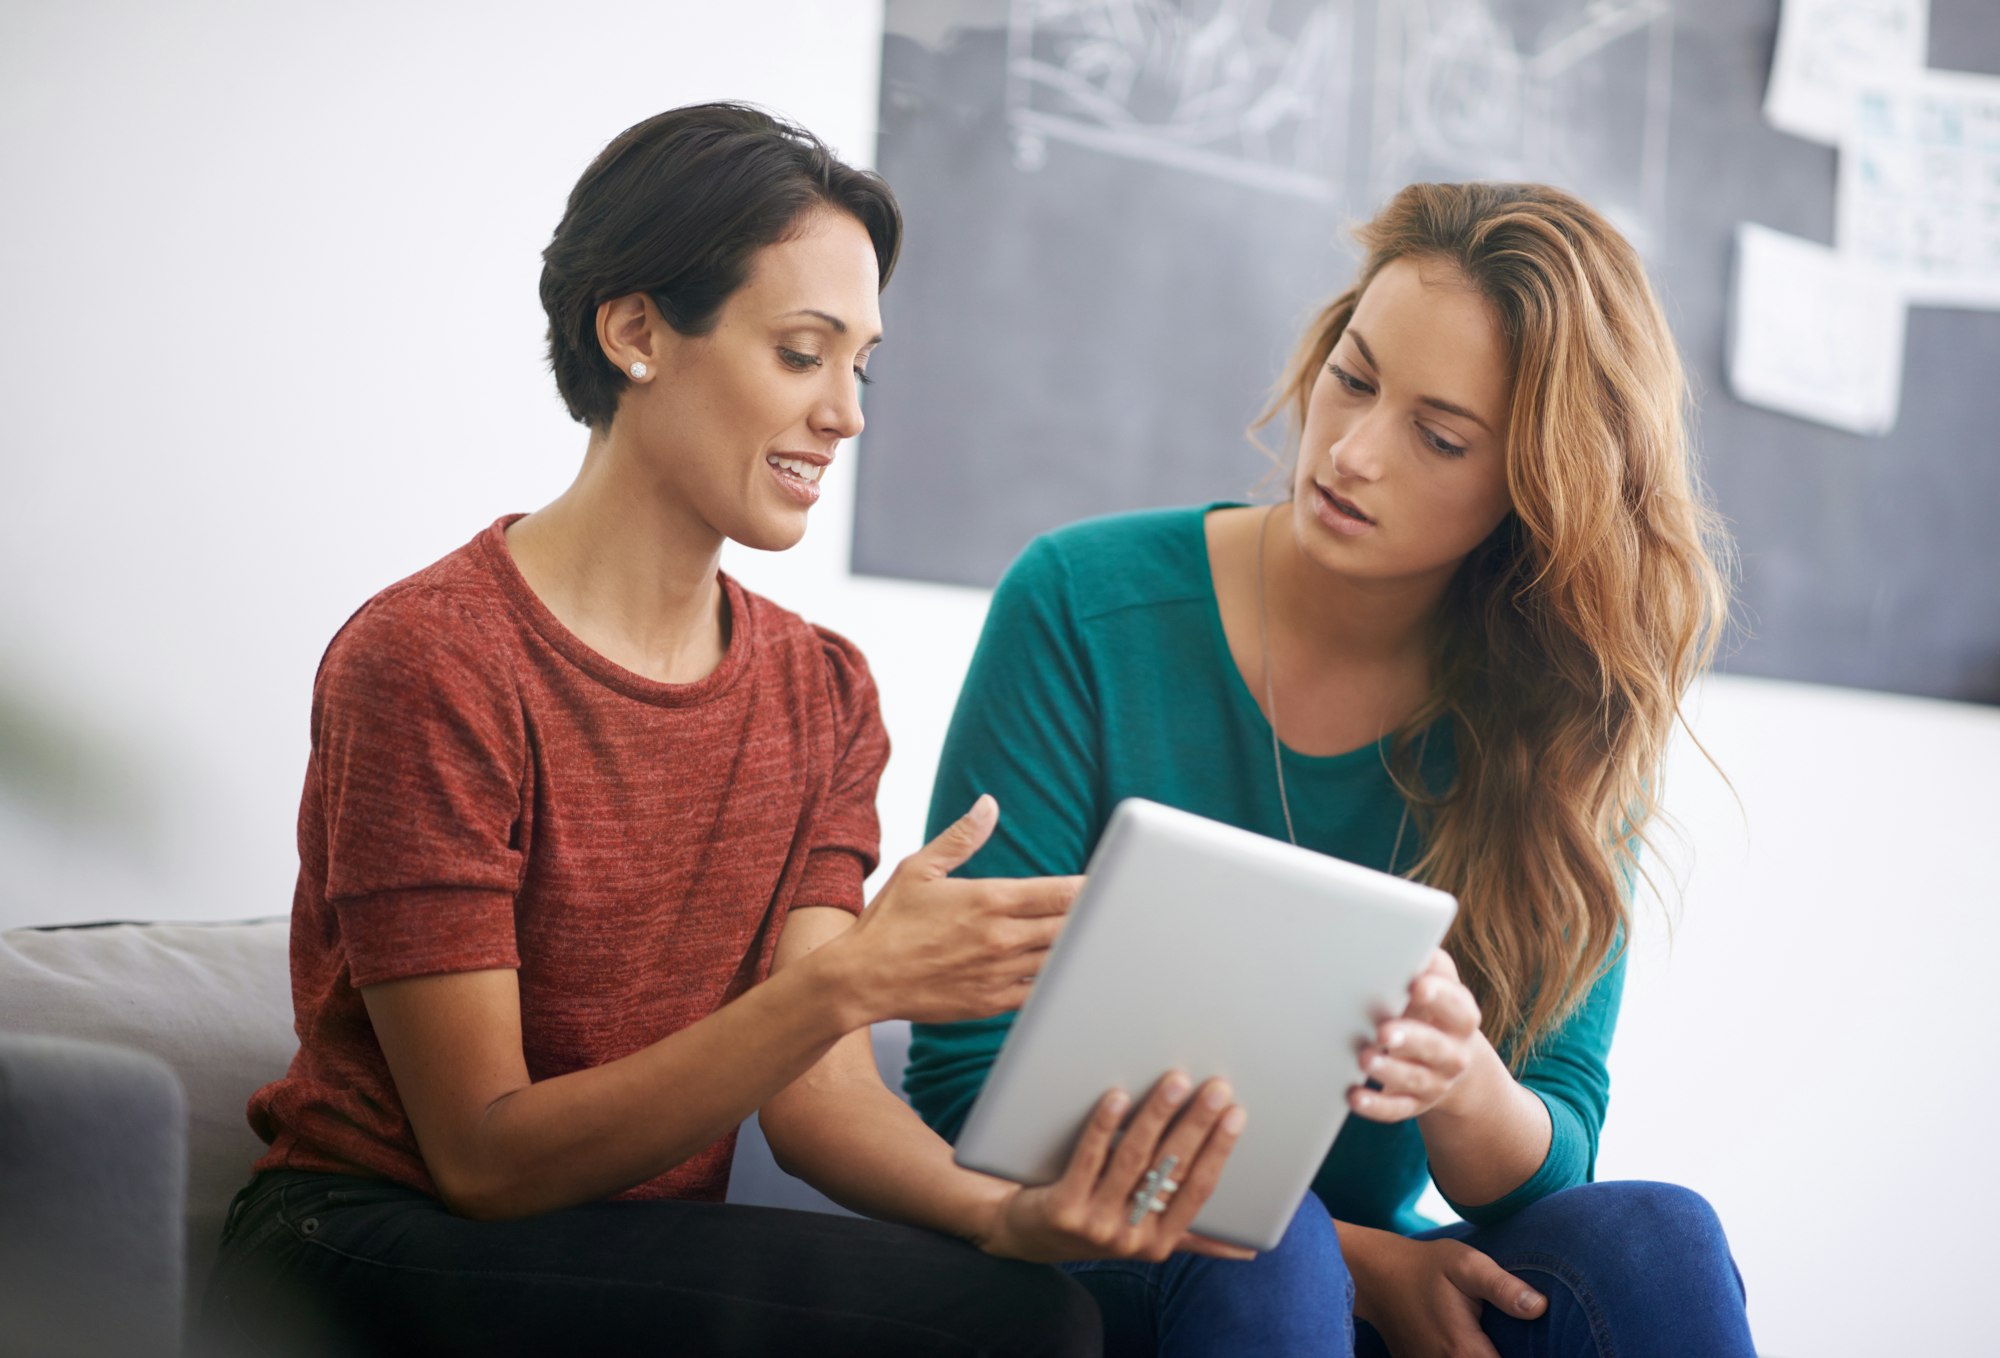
[1437,1086,1593,1227]
[792,849,868,917]
[334,887,521,989]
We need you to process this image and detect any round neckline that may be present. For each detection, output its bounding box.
[475,514,753,708]
[1194,501,1404,771]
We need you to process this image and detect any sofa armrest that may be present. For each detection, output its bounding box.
[0,919,296,1327]
[0,1031,188,1356]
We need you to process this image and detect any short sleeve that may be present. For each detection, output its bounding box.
[790,627,890,916]
[904,534,1104,1139]
[310,590,527,988]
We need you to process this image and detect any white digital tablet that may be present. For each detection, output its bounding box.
[952,797,1457,1251]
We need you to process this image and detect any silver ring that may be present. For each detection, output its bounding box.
[1127,1154,1182,1226]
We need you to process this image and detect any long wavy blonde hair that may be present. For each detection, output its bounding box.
[1257,182,1733,1065]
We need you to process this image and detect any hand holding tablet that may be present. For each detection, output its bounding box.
[1352,949,1487,1124]
[974,1070,1257,1264]
[954,798,1457,1252]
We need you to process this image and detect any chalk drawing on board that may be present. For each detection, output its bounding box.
[1369,0,1673,250]
[1003,0,1352,200]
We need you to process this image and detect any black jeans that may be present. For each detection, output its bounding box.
[198,1170,1099,1358]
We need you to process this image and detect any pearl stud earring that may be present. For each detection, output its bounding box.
[630,361,649,380]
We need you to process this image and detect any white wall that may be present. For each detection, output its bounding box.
[3,5,1995,1356]
[1607,678,2000,1357]
[0,0,892,926]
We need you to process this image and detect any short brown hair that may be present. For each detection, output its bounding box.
[539,103,901,428]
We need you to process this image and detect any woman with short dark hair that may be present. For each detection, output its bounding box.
[198,103,1253,1357]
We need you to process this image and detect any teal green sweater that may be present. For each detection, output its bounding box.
[905,506,1624,1234]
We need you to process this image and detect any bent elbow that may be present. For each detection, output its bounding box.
[429,1159,536,1222]
[758,1106,810,1181]
[760,1087,845,1184]
[437,1186,513,1222]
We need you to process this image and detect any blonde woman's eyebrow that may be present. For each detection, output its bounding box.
[1347,328,1494,433]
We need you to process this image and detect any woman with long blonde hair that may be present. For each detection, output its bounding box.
[906,182,1758,1357]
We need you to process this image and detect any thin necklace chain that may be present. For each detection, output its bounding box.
[1255,502,1417,874]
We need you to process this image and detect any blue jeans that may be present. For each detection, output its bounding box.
[1062,1181,1755,1358]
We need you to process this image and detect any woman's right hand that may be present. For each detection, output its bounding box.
[974,1072,1256,1265]
[830,795,1083,1025]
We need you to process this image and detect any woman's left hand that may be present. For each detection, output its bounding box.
[1349,950,1485,1122]
[1342,1222,1545,1358]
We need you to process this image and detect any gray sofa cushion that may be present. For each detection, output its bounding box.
[0,915,919,1328]
[0,918,296,1308]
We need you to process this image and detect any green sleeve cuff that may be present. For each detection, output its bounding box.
[1437,1085,1593,1227]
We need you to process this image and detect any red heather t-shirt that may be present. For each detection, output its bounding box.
[247,517,889,1202]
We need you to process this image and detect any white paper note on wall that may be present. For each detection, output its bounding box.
[1765,0,1929,146]
[1837,68,2000,309]
[1728,223,1907,435]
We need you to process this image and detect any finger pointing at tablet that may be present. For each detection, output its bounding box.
[825,795,1085,1026]
[904,795,1083,918]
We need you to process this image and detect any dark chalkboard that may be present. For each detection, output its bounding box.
[854,0,2000,704]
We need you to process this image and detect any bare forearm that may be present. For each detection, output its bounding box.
[425,948,868,1219]
[759,1047,1013,1243]
[754,904,1015,1245]
[1414,1037,1550,1207]
[1333,1217,1397,1318]
[373,803,1081,1225]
